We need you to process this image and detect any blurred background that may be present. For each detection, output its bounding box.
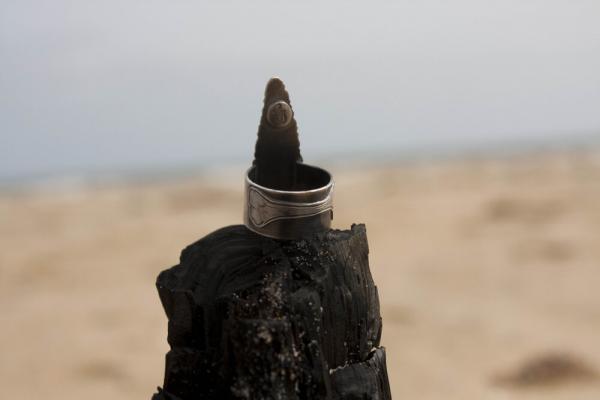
[1,1,600,399]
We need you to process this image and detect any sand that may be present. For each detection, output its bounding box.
[1,150,600,399]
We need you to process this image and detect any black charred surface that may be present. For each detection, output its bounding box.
[253,78,302,191]
[331,348,392,400]
[152,224,391,400]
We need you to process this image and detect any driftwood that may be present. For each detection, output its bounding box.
[152,224,391,399]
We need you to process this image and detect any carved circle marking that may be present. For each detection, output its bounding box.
[266,101,293,129]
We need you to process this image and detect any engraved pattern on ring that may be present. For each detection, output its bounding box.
[247,186,333,228]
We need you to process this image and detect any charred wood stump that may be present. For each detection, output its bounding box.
[152,77,391,399]
[152,224,391,399]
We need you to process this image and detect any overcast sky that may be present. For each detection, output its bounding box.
[1,1,600,181]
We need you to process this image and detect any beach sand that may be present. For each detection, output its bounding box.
[1,150,600,399]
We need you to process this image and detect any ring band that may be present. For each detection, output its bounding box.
[243,164,334,240]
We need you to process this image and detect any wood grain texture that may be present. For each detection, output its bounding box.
[152,224,390,399]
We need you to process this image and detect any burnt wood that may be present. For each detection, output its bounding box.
[253,78,302,191]
[152,224,391,399]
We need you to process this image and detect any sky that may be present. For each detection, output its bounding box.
[1,1,600,182]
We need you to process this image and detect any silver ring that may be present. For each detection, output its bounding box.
[243,164,334,240]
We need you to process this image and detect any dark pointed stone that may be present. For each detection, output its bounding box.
[253,78,303,190]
